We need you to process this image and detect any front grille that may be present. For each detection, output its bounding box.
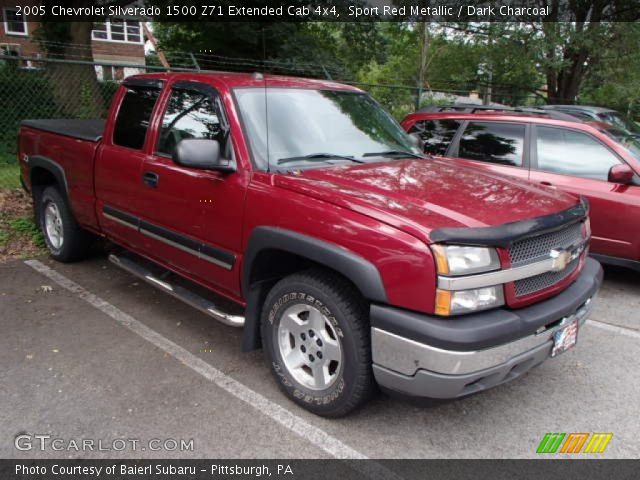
[514,258,579,296]
[509,222,583,267]
[509,222,584,297]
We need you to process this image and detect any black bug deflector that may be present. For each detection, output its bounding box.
[429,200,588,248]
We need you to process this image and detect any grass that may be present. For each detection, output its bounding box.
[8,217,45,248]
[0,189,46,261]
[0,162,20,189]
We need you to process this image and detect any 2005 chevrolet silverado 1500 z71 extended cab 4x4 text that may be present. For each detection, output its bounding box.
[18,73,603,417]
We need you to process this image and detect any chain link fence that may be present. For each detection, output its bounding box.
[0,54,426,190]
[0,55,169,189]
[1,54,519,190]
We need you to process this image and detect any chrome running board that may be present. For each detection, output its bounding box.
[108,253,245,327]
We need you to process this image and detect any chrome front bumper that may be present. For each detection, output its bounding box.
[372,296,596,399]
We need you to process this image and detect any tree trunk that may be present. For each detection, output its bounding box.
[418,21,429,88]
[416,20,430,109]
[546,1,606,104]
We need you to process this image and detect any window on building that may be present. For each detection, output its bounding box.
[458,121,526,167]
[1,43,21,57]
[113,86,161,150]
[92,22,108,40]
[3,8,28,36]
[408,119,461,155]
[92,19,142,43]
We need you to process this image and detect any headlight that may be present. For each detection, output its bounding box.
[431,245,500,276]
[435,286,504,316]
[432,244,503,315]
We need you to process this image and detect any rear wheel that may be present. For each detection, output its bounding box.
[39,186,92,262]
[261,269,375,417]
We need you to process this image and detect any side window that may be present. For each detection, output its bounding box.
[157,88,224,157]
[536,126,620,181]
[113,86,160,150]
[408,119,461,155]
[458,121,525,167]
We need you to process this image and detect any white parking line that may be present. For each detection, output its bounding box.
[25,259,403,478]
[587,319,640,340]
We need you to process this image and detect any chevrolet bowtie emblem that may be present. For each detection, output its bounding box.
[550,244,583,272]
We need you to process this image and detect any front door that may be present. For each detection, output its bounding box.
[529,125,640,260]
[135,81,247,298]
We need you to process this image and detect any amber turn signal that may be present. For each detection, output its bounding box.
[431,245,450,275]
[435,289,452,316]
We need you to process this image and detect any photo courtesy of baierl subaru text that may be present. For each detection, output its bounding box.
[0,0,638,478]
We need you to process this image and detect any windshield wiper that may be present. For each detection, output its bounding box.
[363,150,424,159]
[277,153,365,165]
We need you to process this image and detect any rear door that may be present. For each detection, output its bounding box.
[95,79,163,249]
[529,125,640,260]
[447,120,531,182]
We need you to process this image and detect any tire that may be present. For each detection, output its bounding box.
[261,269,375,417]
[38,186,92,262]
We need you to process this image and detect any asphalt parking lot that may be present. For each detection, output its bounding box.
[1,254,639,459]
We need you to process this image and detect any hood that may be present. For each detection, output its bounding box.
[274,158,578,243]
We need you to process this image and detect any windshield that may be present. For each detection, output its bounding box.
[234,88,420,170]
[604,128,640,161]
[597,111,640,135]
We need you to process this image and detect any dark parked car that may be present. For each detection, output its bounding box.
[402,111,640,271]
[419,104,579,121]
[540,105,640,137]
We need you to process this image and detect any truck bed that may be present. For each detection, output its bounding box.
[21,119,105,142]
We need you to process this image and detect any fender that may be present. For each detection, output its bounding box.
[28,155,69,196]
[240,226,388,351]
[243,226,387,302]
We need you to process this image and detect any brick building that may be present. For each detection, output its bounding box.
[1,5,146,78]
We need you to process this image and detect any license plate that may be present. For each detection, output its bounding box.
[551,319,578,357]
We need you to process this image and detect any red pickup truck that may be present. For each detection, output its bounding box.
[19,72,602,416]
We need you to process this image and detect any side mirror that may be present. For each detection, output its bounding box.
[173,139,235,173]
[608,164,634,184]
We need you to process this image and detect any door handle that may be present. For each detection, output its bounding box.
[540,181,553,187]
[142,171,159,188]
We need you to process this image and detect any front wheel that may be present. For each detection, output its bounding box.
[261,269,375,417]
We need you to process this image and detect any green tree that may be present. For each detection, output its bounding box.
[152,21,386,80]
[580,22,640,117]
[475,2,639,104]
[35,1,138,117]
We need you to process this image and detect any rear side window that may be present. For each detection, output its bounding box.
[113,86,160,150]
[408,119,460,155]
[536,126,620,180]
[157,88,224,157]
[458,121,525,167]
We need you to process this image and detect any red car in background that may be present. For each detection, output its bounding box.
[402,111,640,271]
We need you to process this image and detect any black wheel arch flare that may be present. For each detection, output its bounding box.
[241,226,387,351]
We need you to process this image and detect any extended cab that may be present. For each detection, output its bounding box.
[19,73,602,416]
